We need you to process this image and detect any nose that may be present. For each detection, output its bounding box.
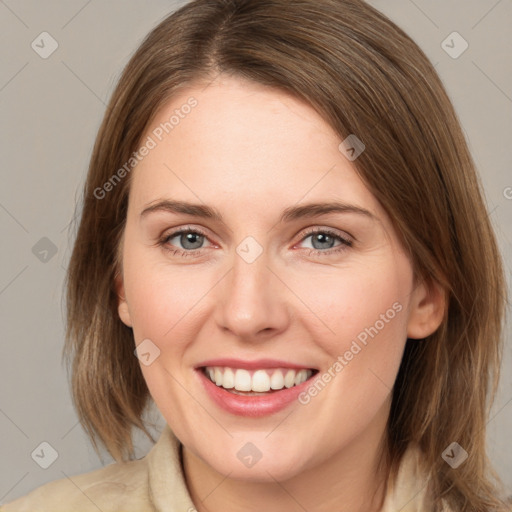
[214,247,291,341]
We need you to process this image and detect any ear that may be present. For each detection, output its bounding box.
[407,276,446,340]
[114,271,133,328]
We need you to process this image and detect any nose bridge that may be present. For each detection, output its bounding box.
[215,240,289,338]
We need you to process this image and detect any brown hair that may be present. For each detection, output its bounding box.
[63,0,510,510]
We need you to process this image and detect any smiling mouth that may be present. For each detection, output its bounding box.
[201,366,319,395]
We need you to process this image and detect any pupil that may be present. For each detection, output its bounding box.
[182,233,203,250]
[313,233,334,250]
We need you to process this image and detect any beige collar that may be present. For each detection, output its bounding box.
[146,423,196,511]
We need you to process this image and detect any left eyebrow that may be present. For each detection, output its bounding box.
[139,199,377,223]
[280,201,377,222]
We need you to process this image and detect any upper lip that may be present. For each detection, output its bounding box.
[196,358,317,371]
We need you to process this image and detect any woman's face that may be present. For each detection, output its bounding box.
[116,75,442,481]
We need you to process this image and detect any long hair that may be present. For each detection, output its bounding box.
[63,1,509,510]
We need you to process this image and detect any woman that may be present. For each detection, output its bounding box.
[3,0,510,511]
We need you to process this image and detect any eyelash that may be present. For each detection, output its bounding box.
[157,225,353,258]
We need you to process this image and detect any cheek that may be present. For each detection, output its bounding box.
[295,262,409,352]
[123,248,216,352]
[123,254,209,413]
[291,260,412,416]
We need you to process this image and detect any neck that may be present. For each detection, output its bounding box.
[182,401,391,512]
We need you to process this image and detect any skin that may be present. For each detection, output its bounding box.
[116,75,445,512]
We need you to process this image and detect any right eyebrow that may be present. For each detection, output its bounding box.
[140,200,223,221]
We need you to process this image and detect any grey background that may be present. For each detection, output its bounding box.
[1,0,511,503]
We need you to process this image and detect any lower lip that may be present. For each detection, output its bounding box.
[196,369,317,417]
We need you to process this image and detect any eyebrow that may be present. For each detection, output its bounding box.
[139,199,377,223]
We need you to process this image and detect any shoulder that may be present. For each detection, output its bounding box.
[1,457,153,512]
[1,423,192,512]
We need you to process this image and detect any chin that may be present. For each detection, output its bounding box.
[200,439,312,482]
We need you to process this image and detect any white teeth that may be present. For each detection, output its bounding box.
[284,369,296,388]
[204,366,314,392]
[270,370,284,390]
[234,369,252,391]
[294,369,308,386]
[223,367,235,389]
[252,370,271,392]
[214,368,223,386]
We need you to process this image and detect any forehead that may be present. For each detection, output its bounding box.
[128,75,385,225]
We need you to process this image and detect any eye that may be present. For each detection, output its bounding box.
[297,227,353,256]
[158,226,212,256]
[157,225,353,258]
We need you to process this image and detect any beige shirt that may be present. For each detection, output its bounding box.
[1,424,448,511]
